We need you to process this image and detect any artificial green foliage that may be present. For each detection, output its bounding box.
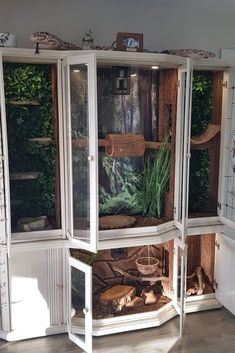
[189,150,209,212]
[3,63,56,226]
[189,72,212,213]
[191,72,213,135]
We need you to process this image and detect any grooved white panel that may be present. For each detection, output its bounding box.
[47,248,64,326]
[0,251,10,332]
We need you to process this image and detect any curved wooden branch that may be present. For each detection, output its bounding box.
[112,266,169,284]
[186,266,205,295]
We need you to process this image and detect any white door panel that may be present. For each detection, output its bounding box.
[215,232,235,315]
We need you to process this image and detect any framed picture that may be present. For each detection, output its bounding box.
[116,32,143,52]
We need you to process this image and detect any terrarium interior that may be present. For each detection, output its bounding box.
[3,62,60,232]
[71,63,178,231]
[71,241,174,319]
[70,233,215,319]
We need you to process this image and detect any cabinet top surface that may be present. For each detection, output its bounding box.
[0,47,230,70]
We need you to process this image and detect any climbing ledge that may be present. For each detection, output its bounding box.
[191,123,221,145]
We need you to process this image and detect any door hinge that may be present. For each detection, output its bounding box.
[217,202,221,211]
[172,248,175,255]
[223,81,228,88]
[213,280,218,290]
[215,241,220,250]
[171,287,174,295]
[173,207,176,215]
[177,80,180,88]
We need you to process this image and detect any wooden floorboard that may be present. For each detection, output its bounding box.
[1,308,235,353]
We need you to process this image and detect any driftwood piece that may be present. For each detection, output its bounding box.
[113,266,169,285]
[141,288,158,305]
[99,285,135,314]
[187,266,205,296]
[99,215,136,230]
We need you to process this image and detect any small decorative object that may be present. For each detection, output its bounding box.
[30,31,80,53]
[82,29,94,50]
[116,32,143,52]
[161,48,215,59]
[112,66,130,95]
[0,32,16,47]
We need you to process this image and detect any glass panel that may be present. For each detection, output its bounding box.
[97,64,174,228]
[189,71,220,218]
[3,63,60,232]
[0,111,6,243]
[173,239,187,335]
[222,73,235,222]
[69,64,90,242]
[71,266,86,341]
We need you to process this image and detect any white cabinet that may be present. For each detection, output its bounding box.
[0,48,235,353]
[215,232,235,315]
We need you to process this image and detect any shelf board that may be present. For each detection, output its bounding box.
[10,172,43,180]
[28,137,55,144]
[6,100,40,106]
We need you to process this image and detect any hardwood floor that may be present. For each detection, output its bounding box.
[1,308,235,353]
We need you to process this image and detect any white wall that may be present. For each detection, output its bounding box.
[1,0,235,55]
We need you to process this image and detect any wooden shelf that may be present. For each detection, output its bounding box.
[10,172,43,181]
[28,137,55,144]
[6,100,40,106]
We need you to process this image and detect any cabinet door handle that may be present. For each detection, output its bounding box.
[83,307,89,315]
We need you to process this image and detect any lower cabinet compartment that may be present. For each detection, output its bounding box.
[70,233,222,336]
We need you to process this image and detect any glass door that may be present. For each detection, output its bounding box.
[0,54,11,249]
[63,54,98,252]
[68,251,92,353]
[174,59,192,237]
[218,70,235,229]
[173,237,188,337]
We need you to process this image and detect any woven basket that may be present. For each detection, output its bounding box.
[135,257,159,275]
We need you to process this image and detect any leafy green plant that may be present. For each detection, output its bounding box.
[99,156,142,215]
[99,138,170,219]
[140,137,170,218]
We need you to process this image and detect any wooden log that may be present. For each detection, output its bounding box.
[99,285,136,314]
[105,133,145,157]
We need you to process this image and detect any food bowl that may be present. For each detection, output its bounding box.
[135,257,159,275]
